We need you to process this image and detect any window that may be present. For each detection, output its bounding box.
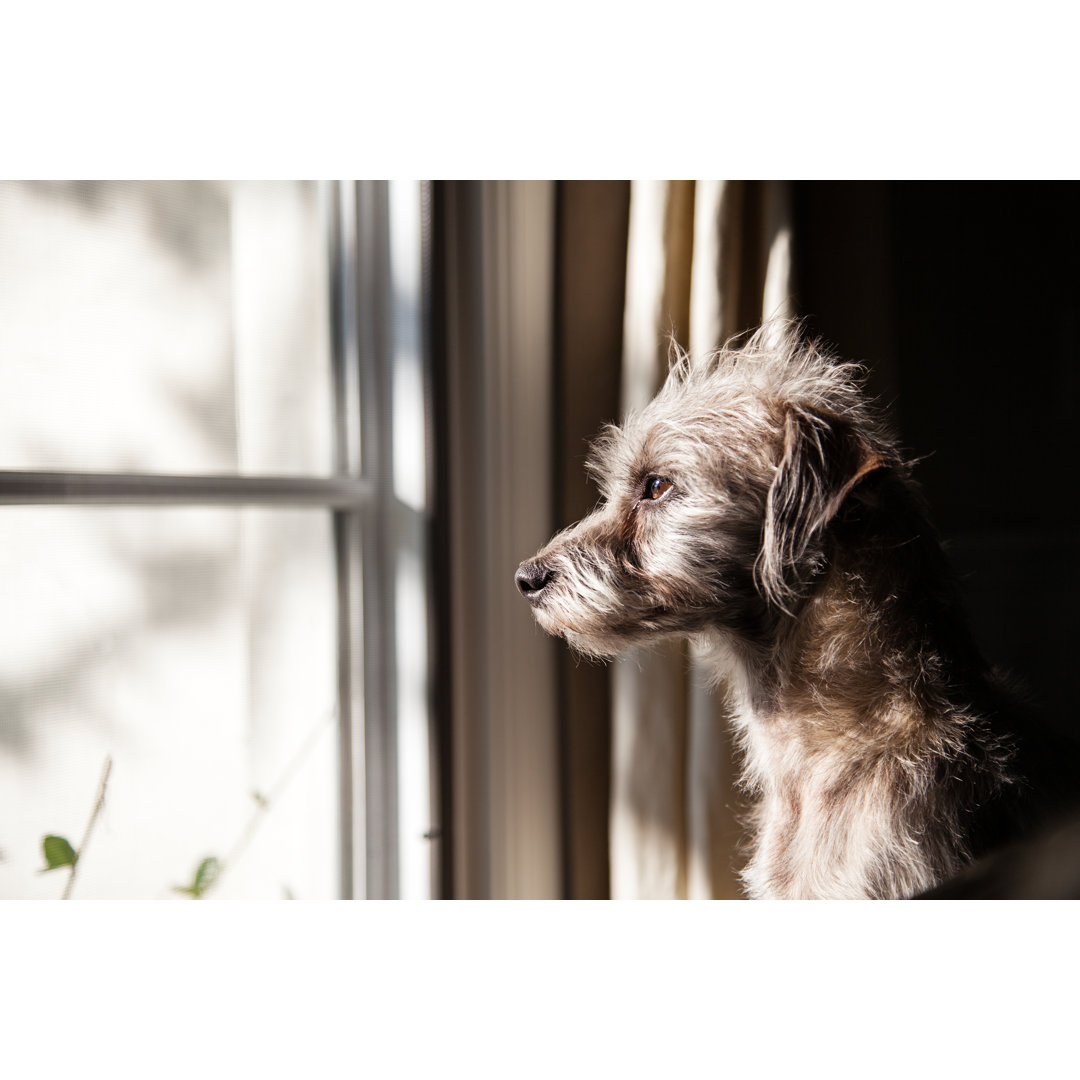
[0,180,434,898]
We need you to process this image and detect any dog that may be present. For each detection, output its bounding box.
[516,324,1078,899]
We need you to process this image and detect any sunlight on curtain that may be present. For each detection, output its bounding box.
[611,180,793,900]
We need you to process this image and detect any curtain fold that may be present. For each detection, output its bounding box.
[610,180,794,899]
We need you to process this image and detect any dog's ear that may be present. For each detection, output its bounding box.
[757,405,886,614]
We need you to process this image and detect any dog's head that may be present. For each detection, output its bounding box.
[515,328,894,658]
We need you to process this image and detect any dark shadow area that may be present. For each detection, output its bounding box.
[793,181,1080,736]
[920,810,1080,899]
[552,181,629,899]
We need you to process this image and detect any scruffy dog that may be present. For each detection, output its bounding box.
[516,325,1076,899]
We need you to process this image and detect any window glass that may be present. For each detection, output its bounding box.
[0,181,333,477]
[0,180,433,900]
[0,506,339,899]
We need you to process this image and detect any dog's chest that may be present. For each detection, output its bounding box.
[706,641,936,898]
[740,714,946,898]
[747,779,879,899]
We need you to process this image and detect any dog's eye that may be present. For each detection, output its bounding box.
[645,477,674,501]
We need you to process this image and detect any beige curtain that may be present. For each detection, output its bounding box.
[610,180,794,899]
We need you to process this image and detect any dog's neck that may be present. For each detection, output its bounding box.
[700,563,908,752]
[711,532,979,745]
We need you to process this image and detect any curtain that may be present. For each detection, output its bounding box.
[609,180,794,899]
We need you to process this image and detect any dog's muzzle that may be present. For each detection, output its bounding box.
[515,560,554,601]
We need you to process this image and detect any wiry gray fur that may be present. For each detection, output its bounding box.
[516,324,1077,899]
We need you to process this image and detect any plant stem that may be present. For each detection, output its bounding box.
[62,756,113,900]
[203,710,334,897]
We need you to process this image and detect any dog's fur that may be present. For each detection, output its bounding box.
[516,325,1078,899]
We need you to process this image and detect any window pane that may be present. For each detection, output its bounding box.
[0,181,333,477]
[0,506,340,899]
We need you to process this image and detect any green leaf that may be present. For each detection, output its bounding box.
[41,835,78,872]
[174,855,221,898]
[193,856,220,895]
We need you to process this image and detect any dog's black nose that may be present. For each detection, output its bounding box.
[515,560,554,598]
